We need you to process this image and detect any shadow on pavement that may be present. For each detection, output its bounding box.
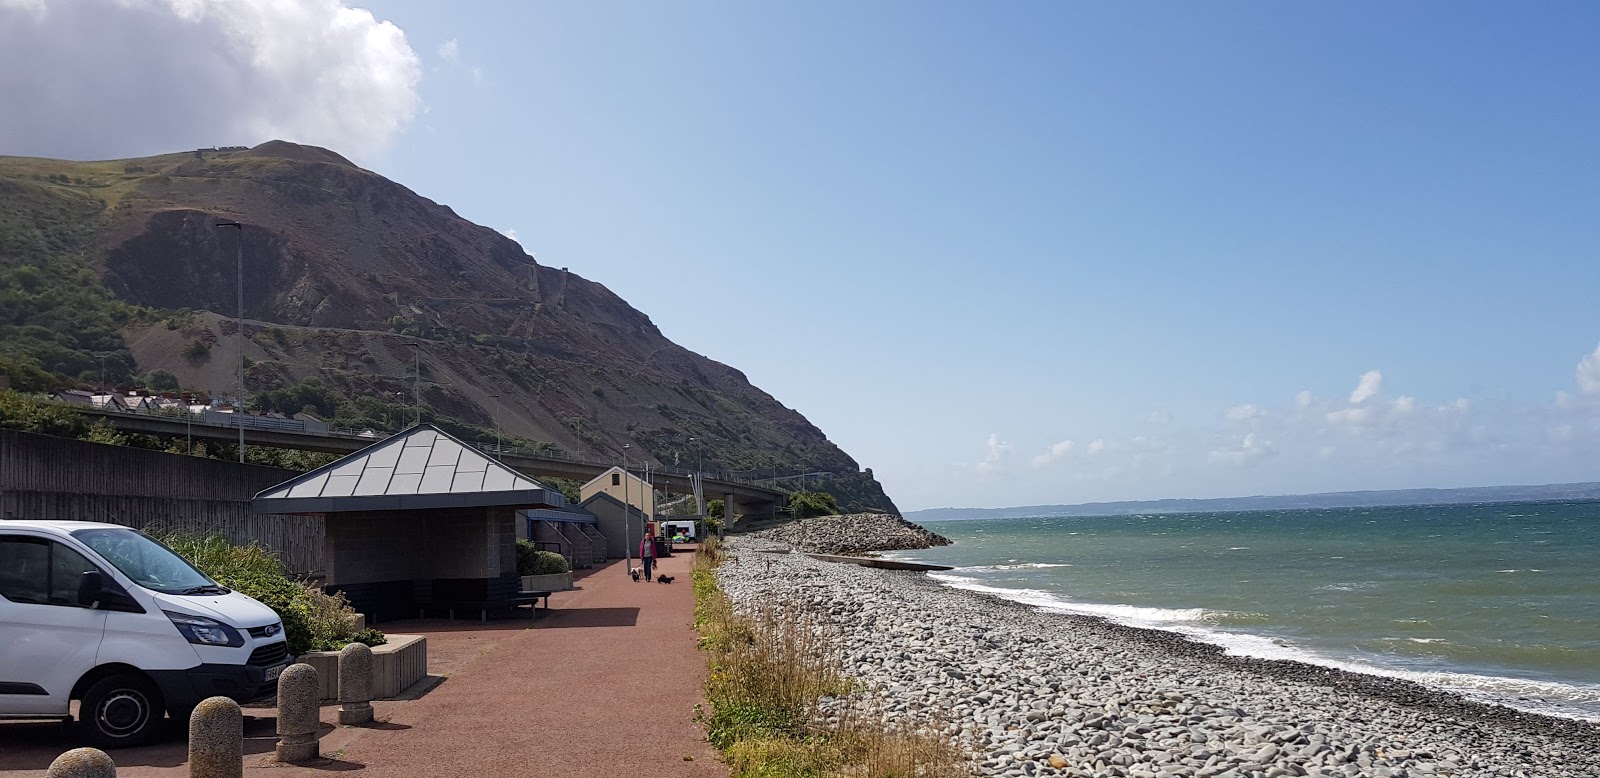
[536,607,640,629]
[0,714,285,771]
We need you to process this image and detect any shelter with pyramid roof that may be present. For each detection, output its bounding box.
[253,424,566,620]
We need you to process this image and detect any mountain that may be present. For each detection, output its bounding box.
[904,481,1600,521]
[0,141,897,514]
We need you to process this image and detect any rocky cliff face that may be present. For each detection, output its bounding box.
[0,141,898,514]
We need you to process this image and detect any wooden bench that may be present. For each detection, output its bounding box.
[420,591,552,623]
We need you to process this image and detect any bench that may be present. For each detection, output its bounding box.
[420,591,552,623]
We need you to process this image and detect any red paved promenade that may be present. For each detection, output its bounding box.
[0,551,723,778]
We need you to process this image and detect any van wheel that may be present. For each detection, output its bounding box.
[79,674,165,749]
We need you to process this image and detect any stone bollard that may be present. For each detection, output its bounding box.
[188,696,242,778]
[47,747,116,778]
[337,642,375,725]
[275,663,320,763]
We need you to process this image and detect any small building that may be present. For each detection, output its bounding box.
[252,424,566,620]
[579,466,655,517]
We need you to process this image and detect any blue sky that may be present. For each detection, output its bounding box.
[4,2,1599,510]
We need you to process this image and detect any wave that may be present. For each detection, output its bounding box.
[924,573,1600,722]
[954,562,1074,572]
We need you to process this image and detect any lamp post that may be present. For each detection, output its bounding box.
[406,343,421,426]
[489,394,502,455]
[214,221,245,462]
[622,443,632,577]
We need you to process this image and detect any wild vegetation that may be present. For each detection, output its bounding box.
[156,532,384,655]
[692,540,966,777]
[788,489,841,518]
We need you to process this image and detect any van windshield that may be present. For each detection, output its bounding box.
[71,528,224,595]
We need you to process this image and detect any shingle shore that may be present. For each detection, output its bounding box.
[718,538,1600,778]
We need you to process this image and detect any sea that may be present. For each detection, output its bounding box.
[891,501,1600,721]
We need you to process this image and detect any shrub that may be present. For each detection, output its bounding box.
[789,490,838,519]
[156,532,383,655]
[515,539,570,576]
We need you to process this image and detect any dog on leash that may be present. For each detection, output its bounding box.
[629,567,642,581]
[656,575,675,584]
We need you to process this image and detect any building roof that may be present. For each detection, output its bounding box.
[252,424,565,513]
[519,506,599,525]
[580,465,653,491]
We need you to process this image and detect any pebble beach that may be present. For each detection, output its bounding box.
[720,524,1600,778]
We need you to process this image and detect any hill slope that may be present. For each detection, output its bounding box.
[0,142,897,514]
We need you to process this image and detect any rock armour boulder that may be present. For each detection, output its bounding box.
[749,512,952,554]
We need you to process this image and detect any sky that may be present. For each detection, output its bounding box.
[2,1,1599,511]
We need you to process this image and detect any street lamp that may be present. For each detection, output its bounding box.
[406,342,421,426]
[622,443,632,577]
[214,220,245,463]
[489,393,502,454]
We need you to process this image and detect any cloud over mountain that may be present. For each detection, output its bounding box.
[0,0,422,160]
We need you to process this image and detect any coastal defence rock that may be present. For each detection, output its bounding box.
[746,513,951,555]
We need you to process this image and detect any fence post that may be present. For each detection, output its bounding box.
[46,748,115,778]
[337,642,375,725]
[188,696,242,778]
[275,663,320,763]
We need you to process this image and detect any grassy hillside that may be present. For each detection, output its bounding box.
[0,143,899,513]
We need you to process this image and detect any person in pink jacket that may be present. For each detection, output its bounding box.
[639,533,657,582]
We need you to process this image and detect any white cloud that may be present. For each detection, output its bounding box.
[1147,410,1172,426]
[1350,370,1383,404]
[1327,406,1375,427]
[1577,343,1600,394]
[1295,390,1313,411]
[1208,433,1274,467]
[0,0,422,160]
[1392,396,1416,415]
[500,228,520,242]
[437,38,459,62]
[1030,439,1074,468]
[1225,403,1264,423]
[976,433,1011,476]
[1086,439,1106,456]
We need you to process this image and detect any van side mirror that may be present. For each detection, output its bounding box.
[77,571,103,608]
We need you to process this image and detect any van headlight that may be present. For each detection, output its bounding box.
[165,610,244,647]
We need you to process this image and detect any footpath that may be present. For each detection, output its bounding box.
[0,551,724,778]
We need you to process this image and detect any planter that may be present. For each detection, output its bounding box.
[520,572,573,593]
[298,634,427,703]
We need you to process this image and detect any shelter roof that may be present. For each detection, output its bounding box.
[252,424,565,513]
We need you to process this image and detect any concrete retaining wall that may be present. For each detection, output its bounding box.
[299,634,427,702]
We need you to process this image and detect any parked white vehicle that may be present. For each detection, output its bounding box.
[0,520,291,747]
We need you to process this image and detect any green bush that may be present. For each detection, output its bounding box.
[515,539,570,576]
[156,533,383,655]
[788,490,838,519]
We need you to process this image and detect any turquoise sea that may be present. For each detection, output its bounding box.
[895,501,1600,721]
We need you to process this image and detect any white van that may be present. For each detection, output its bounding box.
[0,520,291,747]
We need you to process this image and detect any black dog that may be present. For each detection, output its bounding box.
[656,575,675,584]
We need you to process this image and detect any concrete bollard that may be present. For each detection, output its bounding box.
[47,747,116,778]
[188,696,242,778]
[275,663,320,763]
[337,642,375,725]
